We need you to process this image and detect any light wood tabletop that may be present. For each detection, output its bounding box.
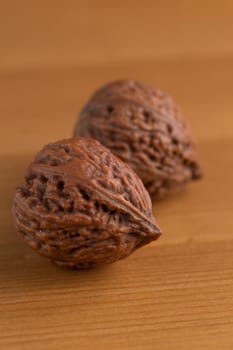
[1,1,233,349]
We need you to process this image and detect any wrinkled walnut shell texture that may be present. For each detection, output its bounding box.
[74,80,202,199]
[13,138,160,269]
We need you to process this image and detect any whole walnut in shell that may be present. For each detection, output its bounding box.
[12,137,161,269]
[74,80,202,199]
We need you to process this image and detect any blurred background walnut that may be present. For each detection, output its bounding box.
[74,80,202,199]
[12,137,161,269]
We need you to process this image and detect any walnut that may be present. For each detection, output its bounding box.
[12,137,161,269]
[74,80,202,199]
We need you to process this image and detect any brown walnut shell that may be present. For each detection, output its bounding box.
[74,80,202,199]
[12,137,161,269]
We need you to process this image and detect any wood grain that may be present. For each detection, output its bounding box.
[1,0,233,69]
[1,1,233,349]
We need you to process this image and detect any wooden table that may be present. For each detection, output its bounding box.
[1,1,233,349]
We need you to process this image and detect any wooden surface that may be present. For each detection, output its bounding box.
[1,1,233,349]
